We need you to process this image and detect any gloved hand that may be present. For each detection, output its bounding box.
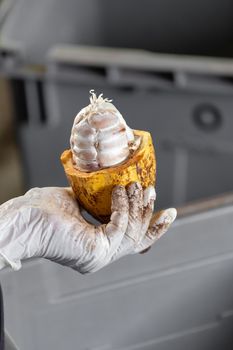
[0,183,176,274]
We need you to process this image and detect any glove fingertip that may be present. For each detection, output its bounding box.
[112,185,126,196]
[111,185,129,212]
[163,208,177,224]
[126,181,142,195]
[143,186,156,207]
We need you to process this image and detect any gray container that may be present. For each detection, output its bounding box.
[1,195,233,350]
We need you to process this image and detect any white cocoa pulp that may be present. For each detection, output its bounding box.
[70,91,140,172]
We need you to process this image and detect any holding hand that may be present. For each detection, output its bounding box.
[0,183,176,273]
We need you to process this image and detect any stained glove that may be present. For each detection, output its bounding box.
[0,183,176,274]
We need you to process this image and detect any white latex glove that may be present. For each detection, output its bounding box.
[0,183,176,274]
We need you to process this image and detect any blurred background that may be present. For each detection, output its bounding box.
[1,0,233,349]
[1,0,233,209]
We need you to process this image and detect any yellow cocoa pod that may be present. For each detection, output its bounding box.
[61,130,156,222]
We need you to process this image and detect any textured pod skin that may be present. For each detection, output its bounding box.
[61,130,156,222]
